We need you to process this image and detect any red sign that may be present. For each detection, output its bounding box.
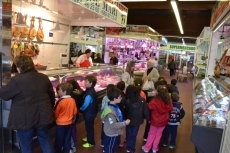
[210,1,229,29]
[106,27,125,35]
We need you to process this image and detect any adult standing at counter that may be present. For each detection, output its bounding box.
[76,49,93,67]
[142,60,159,83]
[109,52,118,65]
[0,55,55,153]
[122,61,135,86]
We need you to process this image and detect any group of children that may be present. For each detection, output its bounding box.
[53,74,185,153]
[53,75,98,153]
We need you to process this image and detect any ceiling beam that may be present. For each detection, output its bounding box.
[122,1,216,10]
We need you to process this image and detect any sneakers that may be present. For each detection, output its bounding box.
[143,139,147,142]
[152,150,157,153]
[126,150,131,152]
[118,143,124,147]
[82,137,87,142]
[142,146,148,153]
[163,144,167,147]
[169,145,176,149]
[82,142,94,148]
[100,144,104,147]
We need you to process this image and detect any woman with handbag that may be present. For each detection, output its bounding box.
[142,60,159,84]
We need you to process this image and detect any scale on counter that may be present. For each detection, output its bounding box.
[60,53,68,68]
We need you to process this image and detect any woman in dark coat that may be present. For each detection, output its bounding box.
[0,55,55,153]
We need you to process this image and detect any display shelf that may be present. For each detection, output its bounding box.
[193,77,230,129]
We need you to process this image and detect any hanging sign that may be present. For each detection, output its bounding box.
[161,44,196,51]
[69,0,128,27]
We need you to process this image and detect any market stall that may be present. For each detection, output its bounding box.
[191,2,230,153]
[103,25,161,76]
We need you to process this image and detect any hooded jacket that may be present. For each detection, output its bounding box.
[149,98,173,127]
[125,97,150,126]
[101,104,126,137]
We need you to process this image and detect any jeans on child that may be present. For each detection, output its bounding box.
[126,125,140,152]
[162,125,178,146]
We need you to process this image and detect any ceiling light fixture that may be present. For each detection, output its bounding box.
[49,0,64,33]
[119,0,166,2]
[170,0,184,34]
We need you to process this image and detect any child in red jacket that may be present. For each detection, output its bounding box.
[142,85,173,153]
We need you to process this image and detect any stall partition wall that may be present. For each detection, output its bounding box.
[0,1,14,153]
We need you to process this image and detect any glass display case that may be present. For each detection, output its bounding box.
[193,77,230,129]
[39,66,120,95]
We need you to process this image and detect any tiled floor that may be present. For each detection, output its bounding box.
[8,70,200,153]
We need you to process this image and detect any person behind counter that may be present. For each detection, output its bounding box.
[94,53,104,63]
[109,52,118,65]
[76,49,93,67]
[142,60,159,83]
[0,55,55,153]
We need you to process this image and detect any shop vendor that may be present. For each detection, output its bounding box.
[109,52,118,65]
[76,49,93,67]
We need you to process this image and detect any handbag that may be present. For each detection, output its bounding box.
[142,80,154,90]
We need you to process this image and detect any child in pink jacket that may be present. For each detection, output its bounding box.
[142,85,173,153]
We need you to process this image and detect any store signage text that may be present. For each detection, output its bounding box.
[169,45,195,51]
[70,0,127,26]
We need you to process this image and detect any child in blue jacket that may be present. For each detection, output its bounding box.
[162,92,185,149]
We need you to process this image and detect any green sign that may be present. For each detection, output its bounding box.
[169,45,195,51]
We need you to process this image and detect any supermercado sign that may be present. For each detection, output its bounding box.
[70,0,128,27]
[169,45,195,51]
[160,44,196,51]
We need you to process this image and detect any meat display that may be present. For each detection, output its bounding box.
[28,17,37,40]
[37,18,44,42]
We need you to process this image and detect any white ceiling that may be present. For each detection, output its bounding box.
[13,0,123,27]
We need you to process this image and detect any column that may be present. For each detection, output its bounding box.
[1,1,13,152]
[206,32,219,76]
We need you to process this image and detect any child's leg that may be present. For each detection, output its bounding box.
[71,123,77,151]
[169,125,178,146]
[162,125,170,145]
[152,126,165,151]
[62,125,72,153]
[55,125,65,153]
[143,125,157,151]
[85,117,95,145]
[143,121,150,140]
[104,135,119,153]
[126,125,140,152]
[101,122,105,146]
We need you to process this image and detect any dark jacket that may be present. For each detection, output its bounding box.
[0,69,55,130]
[71,89,84,110]
[118,92,127,120]
[149,98,173,127]
[168,101,185,125]
[125,97,150,126]
[168,61,176,69]
[172,85,179,94]
[81,87,97,118]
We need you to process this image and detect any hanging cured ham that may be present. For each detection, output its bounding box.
[37,18,44,42]
[28,16,37,40]
[12,13,21,38]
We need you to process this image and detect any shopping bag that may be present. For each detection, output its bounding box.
[142,80,154,90]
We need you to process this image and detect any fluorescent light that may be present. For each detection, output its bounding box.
[149,27,156,33]
[119,0,166,2]
[171,0,184,34]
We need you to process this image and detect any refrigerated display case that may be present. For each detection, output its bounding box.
[191,77,230,153]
